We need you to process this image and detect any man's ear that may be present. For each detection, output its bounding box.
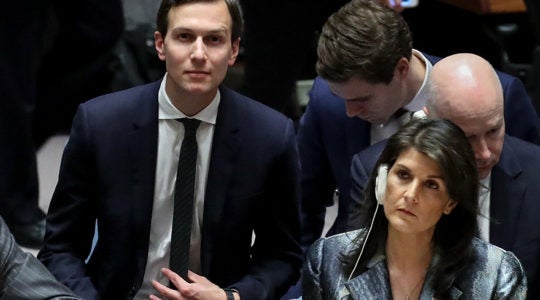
[154,31,166,61]
[228,37,241,66]
[395,57,410,79]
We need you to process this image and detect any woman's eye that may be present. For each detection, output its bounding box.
[396,170,409,179]
[425,180,439,190]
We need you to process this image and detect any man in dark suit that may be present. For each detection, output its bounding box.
[349,53,540,299]
[297,0,540,253]
[38,0,302,299]
[0,215,80,299]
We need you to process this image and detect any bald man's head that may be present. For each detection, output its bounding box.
[427,53,504,117]
[425,53,505,179]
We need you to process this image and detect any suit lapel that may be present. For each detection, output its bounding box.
[346,253,463,300]
[200,87,241,274]
[421,264,463,300]
[490,136,525,249]
[127,82,160,285]
[346,261,392,299]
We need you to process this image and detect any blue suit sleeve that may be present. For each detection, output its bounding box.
[500,72,540,145]
[297,79,339,252]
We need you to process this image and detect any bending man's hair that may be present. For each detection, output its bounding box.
[316,0,412,83]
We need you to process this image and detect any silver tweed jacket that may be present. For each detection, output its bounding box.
[303,229,527,299]
[0,216,80,299]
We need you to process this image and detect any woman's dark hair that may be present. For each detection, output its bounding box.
[156,0,243,41]
[342,118,479,298]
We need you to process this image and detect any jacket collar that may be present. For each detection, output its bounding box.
[490,135,525,248]
[345,249,463,299]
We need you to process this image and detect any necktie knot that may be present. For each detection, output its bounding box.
[393,108,409,119]
[179,118,201,137]
[394,108,412,126]
[394,108,426,126]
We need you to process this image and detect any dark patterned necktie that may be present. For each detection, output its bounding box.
[169,118,201,283]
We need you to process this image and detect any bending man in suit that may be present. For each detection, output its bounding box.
[297,0,540,254]
[349,53,540,299]
[38,0,302,299]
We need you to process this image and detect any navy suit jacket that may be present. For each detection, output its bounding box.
[349,135,540,299]
[297,53,540,250]
[38,81,302,299]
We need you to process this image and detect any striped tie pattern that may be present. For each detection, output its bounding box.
[170,118,200,283]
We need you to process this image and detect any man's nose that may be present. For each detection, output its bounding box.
[190,38,207,60]
[472,137,491,161]
[344,101,363,118]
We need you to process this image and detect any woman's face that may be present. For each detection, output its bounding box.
[383,148,457,237]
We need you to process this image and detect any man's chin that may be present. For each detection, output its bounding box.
[355,115,382,124]
[478,167,492,179]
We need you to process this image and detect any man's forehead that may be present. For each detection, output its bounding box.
[328,78,378,99]
[451,111,504,134]
[167,1,232,28]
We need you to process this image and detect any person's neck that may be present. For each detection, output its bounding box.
[385,228,433,270]
[402,53,427,109]
[386,228,433,300]
[166,80,216,117]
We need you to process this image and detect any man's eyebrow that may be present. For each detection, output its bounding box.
[170,26,228,34]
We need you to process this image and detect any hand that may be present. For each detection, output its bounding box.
[149,268,227,300]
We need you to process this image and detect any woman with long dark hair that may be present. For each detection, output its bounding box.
[303,118,526,299]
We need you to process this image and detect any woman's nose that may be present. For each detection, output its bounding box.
[403,181,420,203]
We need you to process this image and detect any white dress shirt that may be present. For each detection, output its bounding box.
[135,76,218,299]
[478,174,491,242]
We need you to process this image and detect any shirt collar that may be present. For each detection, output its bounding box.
[479,172,491,193]
[403,49,433,113]
[157,74,220,125]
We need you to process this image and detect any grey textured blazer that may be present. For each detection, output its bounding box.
[0,216,80,299]
[303,230,527,299]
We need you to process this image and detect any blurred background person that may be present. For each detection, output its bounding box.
[238,0,348,121]
[0,1,124,249]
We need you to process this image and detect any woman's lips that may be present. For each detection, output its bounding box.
[398,208,415,217]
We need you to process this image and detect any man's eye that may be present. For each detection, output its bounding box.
[487,127,499,135]
[206,35,222,44]
[178,33,191,40]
